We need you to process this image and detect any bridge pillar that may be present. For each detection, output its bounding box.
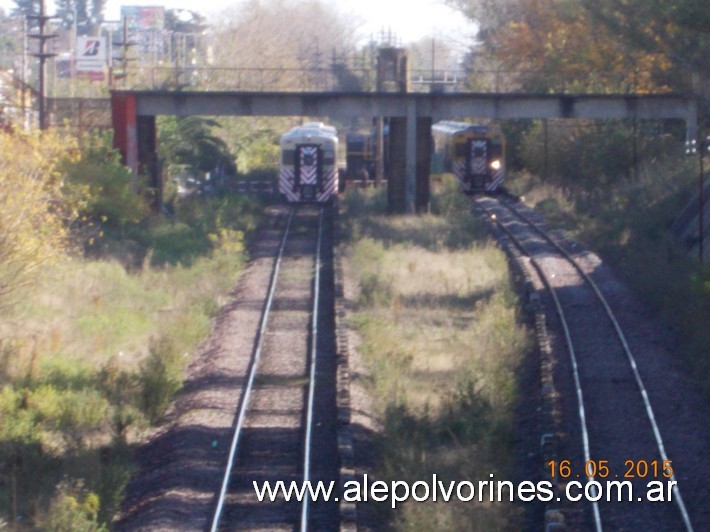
[111,92,138,181]
[416,117,432,213]
[387,117,406,213]
[405,100,416,213]
[137,115,160,209]
[387,112,432,214]
[112,92,160,207]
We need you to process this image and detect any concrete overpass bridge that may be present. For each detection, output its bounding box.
[111,89,699,212]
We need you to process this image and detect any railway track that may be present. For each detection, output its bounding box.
[210,204,339,531]
[474,195,694,531]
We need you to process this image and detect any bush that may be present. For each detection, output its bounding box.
[43,479,104,532]
[0,130,77,308]
[60,132,149,232]
[139,335,191,423]
[519,119,634,199]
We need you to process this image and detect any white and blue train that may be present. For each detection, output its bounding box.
[431,121,506,193]
[278,122,339,203]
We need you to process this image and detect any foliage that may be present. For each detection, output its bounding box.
[59,132,150,235]
[0,123,261,524]
[516,142,710,395]
[53,0,106,34]
[158,116,233,175]
[211,0,360,72]
[342,186,531,528]
[42,479,105,532]
[448,0,708,94]
[518,119,634,198]
[138,327,204,424]
[217,116,291,174]
[580,0,710,91]
[0,129,78,309]
[143,195,258,266]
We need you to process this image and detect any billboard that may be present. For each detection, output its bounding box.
[120,6,165,31]
[75,36,107,81]
[121,5,166,59]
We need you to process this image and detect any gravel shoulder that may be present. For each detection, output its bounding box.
[117,205,290,531]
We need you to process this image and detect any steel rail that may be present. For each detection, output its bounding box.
[300,207,325,531]
[474,198,603,532]
[496,197,694,532]
[210,207,296,532]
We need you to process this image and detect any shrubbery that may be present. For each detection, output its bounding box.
[511,120,710,396]
[60,132,150,232]
[343,185,531,529]
[0,130,77,308]
[0,129,261,526]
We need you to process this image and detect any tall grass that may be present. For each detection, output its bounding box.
[342,176,532,529]
[0,195,262,527]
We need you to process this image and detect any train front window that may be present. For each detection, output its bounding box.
[282,150,294,165]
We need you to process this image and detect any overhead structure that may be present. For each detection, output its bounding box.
[112,89,699,212]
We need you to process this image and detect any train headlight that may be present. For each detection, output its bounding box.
[490,159,502,171]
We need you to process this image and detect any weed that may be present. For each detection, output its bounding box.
[0,192,258,525]
[342,186,531,529]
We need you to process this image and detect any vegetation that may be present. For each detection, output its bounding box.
[446,0,710,393]
[449,0,709,94]
[0,130,77,309]
[510,144,710,395]
[342,178,533,529]
[0,128,263,527]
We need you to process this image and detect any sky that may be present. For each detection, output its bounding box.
[0,0,477,45]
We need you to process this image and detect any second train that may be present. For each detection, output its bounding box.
[278,119,506,203]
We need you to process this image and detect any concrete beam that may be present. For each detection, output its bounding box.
[122,90,696,124]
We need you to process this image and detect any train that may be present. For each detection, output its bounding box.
[278,122,339,203]
[345,129,377,180]
[431,120,506,193]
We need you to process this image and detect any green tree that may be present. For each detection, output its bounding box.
[158,116,232,174]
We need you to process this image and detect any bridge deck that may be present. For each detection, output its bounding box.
[120,90,696,126]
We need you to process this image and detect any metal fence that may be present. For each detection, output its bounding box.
[46,97,112,131]
[112,65,685,95]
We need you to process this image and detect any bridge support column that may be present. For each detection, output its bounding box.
[416,117,432,213]
[111,92,138,183]
[112,92,160,208]
[405,100,417,213]
[137,115,160,210]
[387,113,432,214]
[387,117,407,213]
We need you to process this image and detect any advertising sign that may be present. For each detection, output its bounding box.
[75,36,107,81]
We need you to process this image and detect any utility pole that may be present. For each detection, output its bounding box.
[27,0,57,130]
[686,132,710,262]
[21,17,27,129]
